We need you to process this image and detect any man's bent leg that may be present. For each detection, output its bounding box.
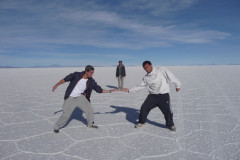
[157,94,174,128]
[54,97,77,130]
[77,96,94,126]
[138,94,157,124]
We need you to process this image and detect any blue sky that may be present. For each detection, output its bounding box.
[0,0,240,67]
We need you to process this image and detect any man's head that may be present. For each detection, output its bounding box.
[85,65,94,78]
[119,61,122,66]
[142,61,153,73]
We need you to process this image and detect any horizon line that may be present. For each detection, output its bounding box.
[1,64,240,69]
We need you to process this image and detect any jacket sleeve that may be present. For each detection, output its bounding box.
[129,77,147,93]
[92,80,103,93]
[64,72,74,82]
[116,66,119,77]
[163,68,181,88]
[123,66,126,77]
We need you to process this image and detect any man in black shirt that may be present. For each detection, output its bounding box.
[116,61,126,90]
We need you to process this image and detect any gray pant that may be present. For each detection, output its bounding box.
[54,96,94,130]
[118,76,124,89]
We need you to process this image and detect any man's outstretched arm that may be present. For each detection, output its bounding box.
[102,89,118,93]
[52,79,65,92]
[122,77,146,93]
[92,80,119,93]
[121,88,129,92]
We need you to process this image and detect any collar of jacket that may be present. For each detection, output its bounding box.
[146,67,156,76]
[79,71,93,80]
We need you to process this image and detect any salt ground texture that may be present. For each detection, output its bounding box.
[0,65,240,160]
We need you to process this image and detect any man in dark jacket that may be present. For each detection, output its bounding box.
[116,61,126,90]
[52,65,115,133]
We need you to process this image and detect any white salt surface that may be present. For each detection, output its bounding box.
[0,66,240,160]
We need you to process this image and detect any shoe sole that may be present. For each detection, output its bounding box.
[168,127,176,131]
[54,130,59,133]
[88,126,98,129]
[135,124,145,128]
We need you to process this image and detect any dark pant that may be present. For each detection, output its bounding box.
[138,93,174,127]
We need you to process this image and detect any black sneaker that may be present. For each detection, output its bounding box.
[54,129,59,133]
[88,125,98,129]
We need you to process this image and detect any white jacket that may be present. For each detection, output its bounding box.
[129,67,181,94]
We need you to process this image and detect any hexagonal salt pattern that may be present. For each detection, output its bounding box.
[1,66,240,160]
[65,137,140,160]
[0,141,19,159]
[17,132,74,154]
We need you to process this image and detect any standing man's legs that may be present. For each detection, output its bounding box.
[121,76,124,89]
[138,94,157,124]
[157,93,174,128]
[54,97,77,131]
[118,75,123,89]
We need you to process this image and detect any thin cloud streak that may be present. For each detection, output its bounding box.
[0,0,230,51]
[121,0,197,16]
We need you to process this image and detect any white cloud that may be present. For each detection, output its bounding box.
[120,0,197,16]
[0,0,230,50]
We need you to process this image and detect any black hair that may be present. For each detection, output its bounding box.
[85,65,94,72]
[142,61,152,67]
[119,60,122,63]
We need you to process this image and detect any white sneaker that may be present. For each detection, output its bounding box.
[168,126,176,131]
[135,123,145,128]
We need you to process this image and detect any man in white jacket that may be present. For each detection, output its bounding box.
[122,61,181,131]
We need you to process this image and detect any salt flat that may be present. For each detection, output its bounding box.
[0,65,240,160]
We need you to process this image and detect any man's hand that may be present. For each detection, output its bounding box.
[52,79,65,92]
[121,88,129,92]
[176,88,180,92]
[52,85,58,92]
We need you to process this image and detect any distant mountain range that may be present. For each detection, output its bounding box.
[31,64,64,68]
[0,66,19,68]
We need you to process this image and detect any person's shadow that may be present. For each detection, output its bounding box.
[106,85,119,89]
[104,105,167,128]
[54,108,87,129]
[103,105,139,124]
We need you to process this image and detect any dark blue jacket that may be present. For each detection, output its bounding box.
[63,71,103,101]
[116,65,126,77]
